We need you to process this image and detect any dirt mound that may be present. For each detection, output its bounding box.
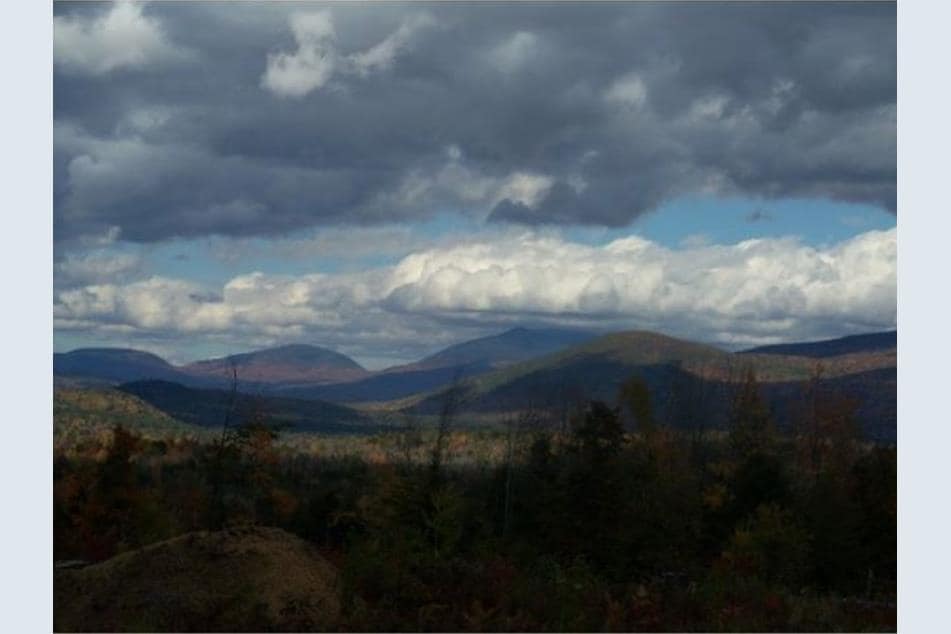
[54,526,339,632]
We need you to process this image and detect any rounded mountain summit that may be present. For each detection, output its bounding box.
[182,344,369,385]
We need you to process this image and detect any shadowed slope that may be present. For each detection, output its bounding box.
[118,380,381,434]
[740,331,896,358]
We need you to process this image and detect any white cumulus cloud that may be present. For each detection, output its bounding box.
[262,11,434,98]
[488,31,540,73]
[55,229,896,358]
[54,2,186,75]
[385,147,555,218]
[604,72,649,108]
[350,14,435,76]
[260,12,338,98]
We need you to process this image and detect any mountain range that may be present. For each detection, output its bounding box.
[409,330,895,439]
[54,327,597,398]
[740,331,897,358]
[271,327,596,403]
[54,327,897,440]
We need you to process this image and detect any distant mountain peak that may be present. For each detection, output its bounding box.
[54,347,184,384]
[57,347,171,362]
[182,343,367,384]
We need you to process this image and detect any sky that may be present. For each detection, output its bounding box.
[52,1,896,369]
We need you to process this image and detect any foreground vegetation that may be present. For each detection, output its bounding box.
[54,373,895,632]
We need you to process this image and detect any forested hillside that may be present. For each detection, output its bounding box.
[54,367,895,631]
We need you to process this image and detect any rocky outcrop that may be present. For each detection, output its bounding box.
[54,526,339,632]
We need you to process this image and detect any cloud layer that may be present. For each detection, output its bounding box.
[52,3,896,363]
[54,2,895,244]
[55,229,896,363]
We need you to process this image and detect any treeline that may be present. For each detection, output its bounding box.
[54,370,895,631]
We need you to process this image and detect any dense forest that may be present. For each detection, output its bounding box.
[54,370,895,632]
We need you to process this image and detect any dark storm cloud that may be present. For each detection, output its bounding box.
[53,1,895,243]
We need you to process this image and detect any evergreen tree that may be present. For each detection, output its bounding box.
[728,367,776,457]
